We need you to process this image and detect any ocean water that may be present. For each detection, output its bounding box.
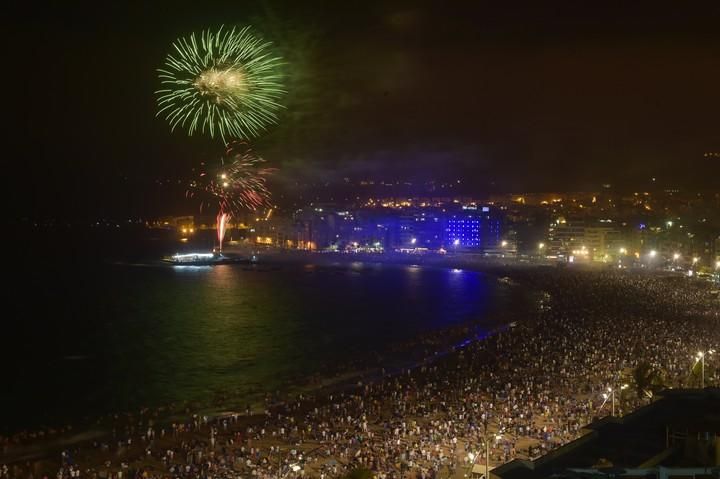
[3,233,531,432]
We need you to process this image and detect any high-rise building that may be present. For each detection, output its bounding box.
[547,217,585,257]
[548,217,621,260]
[444,206,502,250]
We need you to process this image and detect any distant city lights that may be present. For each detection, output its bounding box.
[150,189,716,277]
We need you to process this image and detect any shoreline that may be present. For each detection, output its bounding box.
[1,258,535,466]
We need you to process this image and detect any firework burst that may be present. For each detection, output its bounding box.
[157,26,284,142]
[187,141,275,214]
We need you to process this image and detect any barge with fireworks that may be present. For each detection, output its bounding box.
[163,252,255,266]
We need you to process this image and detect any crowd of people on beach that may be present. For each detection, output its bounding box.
[2,267,718,479]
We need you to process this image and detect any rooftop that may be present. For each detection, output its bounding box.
[492,388,720,479]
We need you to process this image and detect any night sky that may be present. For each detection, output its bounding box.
[10,1,720,218]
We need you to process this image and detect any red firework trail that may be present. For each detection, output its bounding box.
[216,211,230,251]
[186,141,275,215]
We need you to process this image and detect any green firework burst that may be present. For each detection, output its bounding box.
[157,26,284,142]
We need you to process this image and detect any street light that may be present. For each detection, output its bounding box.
[673,253,680,261]
[603,384,628,416]
[501,240,508,247]
[278,463,301,479]
[485,433,502,478]
[467,452,477,478]
[619,247,627,255]
[695,350,715,388]
[692,257,699,266]
[649,250,657,258]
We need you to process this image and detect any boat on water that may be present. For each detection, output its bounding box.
[163,252,255,266]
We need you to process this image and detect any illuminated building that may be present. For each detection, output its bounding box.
[444,206,501,250]
[253,216,295,247]
[584,225,622,261]
[547,218,585,257]
[293,206,336,250]
[547,218,621,261]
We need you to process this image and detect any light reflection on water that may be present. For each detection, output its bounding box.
[3,261,529,431]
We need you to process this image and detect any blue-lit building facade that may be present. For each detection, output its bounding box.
[288,204,503,252]
[445,206,502,250]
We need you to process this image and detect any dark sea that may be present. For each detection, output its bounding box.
[3,227,533,433]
